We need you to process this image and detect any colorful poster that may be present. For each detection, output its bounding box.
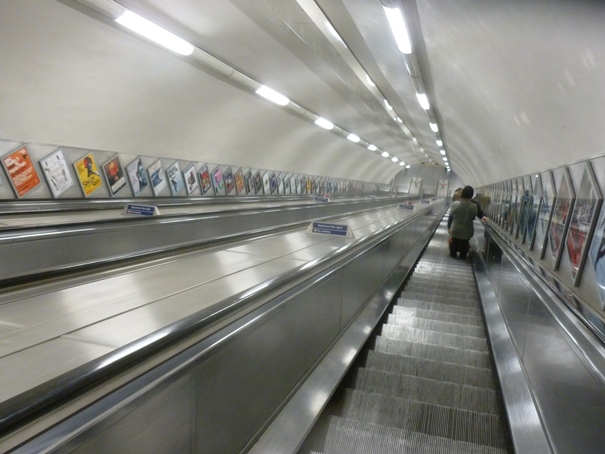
[566,164,602,283]
[245,170,254,194]
[235,168,245,195]
[183,164,198,194]
[284,175,291,195]
[126,158,148,196]
[147,159,167,196]
[262,171,271,195]
[589,205,605,309]
[199,165,212,195]
[167,162,184,195]
[548,170,574,268]
[2,146,41,197]
[526,176,542,248]
[102,155,127,197]
[254,171,263,194]
[224,167,235,195]
[270,172,278,194]
[73,152,103,197]
[40,148,74,197]
[212,167,224,195]
[536,172,555,258]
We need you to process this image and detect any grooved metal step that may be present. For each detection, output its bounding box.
[390,307,483,327]
[338,389,507,448]
[380,324,488,352]
[386,314,486,338]
[396,299,481,318]
[321,416,507,454]
[352,368,499,415]
[364,351,495,390]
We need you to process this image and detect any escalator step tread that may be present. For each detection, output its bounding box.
[403,292,479,308]
[374,336,491,369]
[404,286,477,298]
[322,416,508,454]
[380,325,488,352]
[386,315,486,338]
[396,299,481,317]
[364,351,495,389]
[352,368,499,415]
[338,389,507,449]
[390,307,483,327]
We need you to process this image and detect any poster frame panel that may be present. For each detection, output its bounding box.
[1,146,42,198]
[183,163,199,195]
[126,158,149,196]
[73,152,103,197]
[548,168,575,270]
[102,155,127,197]
[147,159,167,196]
[40,148,75,198]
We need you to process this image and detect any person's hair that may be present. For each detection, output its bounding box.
[461,185,474,199]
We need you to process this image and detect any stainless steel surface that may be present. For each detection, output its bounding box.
[480,223,605,453]
[0,197,403,282]
[0,199,444,451]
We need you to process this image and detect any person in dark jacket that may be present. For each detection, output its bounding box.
[448,185,488,259]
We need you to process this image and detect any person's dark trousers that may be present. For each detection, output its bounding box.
[449,237,470,259]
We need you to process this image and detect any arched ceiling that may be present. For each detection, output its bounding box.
[1,0,604,187]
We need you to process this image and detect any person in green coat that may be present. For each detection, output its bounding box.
[448,185,488,259]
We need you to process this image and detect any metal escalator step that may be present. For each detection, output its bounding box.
[339,389,507,449]
[381,325,488,352]
[352,368,499,415]
[411,271,474,282]
[403,292,480,308]
[403,288,476,300]
[374,336,491,369]
[386,315,486,339]
[322,416,508,454]
[397,299,481,318]
[364,351,495,390]
[390,307,483,327]
[404,283,477,296]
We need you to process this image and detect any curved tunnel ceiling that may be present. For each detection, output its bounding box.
[1,0,604,187]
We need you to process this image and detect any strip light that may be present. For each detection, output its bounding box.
[115,10,194,56]
[315,117,334,130]
[382,151,390,158]
[256,85,289,106]
[436,139,443,146]
[416,92,430,110]
[383,6,412,54]
[429,122,438,132]
[347,134,360,143]
[367,144,377,151]
[440,149,446,156]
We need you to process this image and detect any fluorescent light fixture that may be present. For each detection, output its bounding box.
[367,144,377,151]
[436,140,443,146]
[440,149,446,155]
[383,6,412,54]
[381,151,390,157]
[399,162,405,166]
[347,133,360,143]
[315,117,334,130]
[326,21,346,46]
[366,74,376,87]
[416,92,430,110]
[391,157,398,162]
[384,99,393,111]
[442,157,448,161]
[429,122,438,132]
[406,165,410,169]
[115,10,194,56]
[255,85,289,106]
[396,117,402,123]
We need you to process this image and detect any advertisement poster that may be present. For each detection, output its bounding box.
[224,167,235,195]
[548,169,575,268]
[102,155,127,197]
[199,165,212,195]
[536,172,556,258]
[40,148,74,197]
[270,172,278,194]
[262,171,271,195]
[589,206,605,308]
[73,152,103,197]
[183,164,198,194]
[566,164,602,283]
[148,159,167,196]
[254,171,263,194]
[235,168,245,195]
[126,158,148,196]
[245,170,254,194]
[212,167,224,195]
[1,146,41,198]
[167,162,184,195]
[526,176,542,248]
[284,175,291,195]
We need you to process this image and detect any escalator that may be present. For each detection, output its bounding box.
[299,219,510,454]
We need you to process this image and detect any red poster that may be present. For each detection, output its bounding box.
[2,146,41,197]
